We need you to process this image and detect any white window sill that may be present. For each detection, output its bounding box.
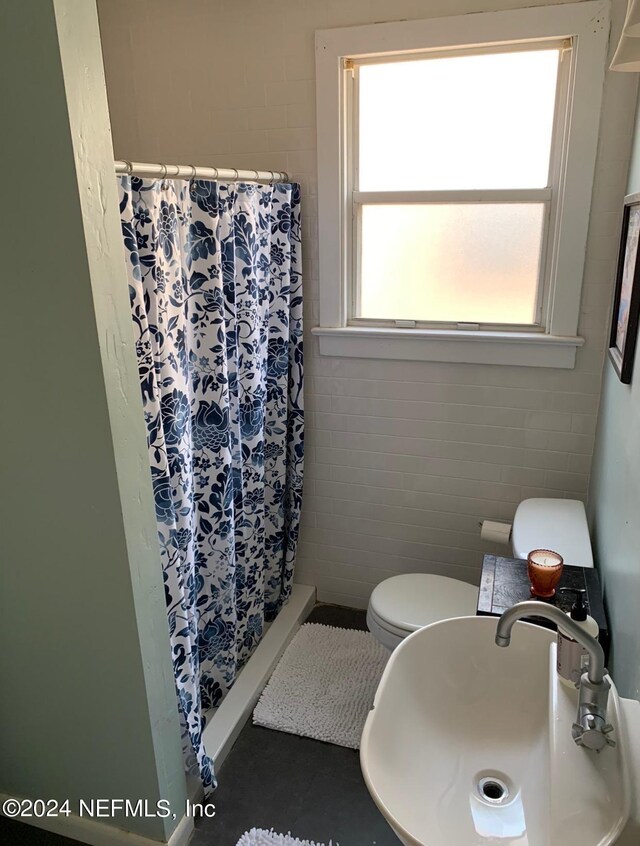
[311,326,584,368]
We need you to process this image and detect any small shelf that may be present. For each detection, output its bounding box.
[477,554,610,659]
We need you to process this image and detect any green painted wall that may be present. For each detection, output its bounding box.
[0,1,186,839]
[589,94,640,703]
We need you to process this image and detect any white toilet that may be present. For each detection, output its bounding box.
[367,497,594,651]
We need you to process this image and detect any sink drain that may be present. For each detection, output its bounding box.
[477,776,510,805]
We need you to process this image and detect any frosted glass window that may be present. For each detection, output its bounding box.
[358,49,560,191]
[359,204,545,324]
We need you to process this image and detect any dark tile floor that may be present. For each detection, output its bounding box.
[0,605,398,846]
[190,603,399,846]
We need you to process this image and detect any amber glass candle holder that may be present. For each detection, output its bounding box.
[527,549,564,598]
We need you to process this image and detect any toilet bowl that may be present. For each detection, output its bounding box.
[367,574,478,651]
[367,497,593,650]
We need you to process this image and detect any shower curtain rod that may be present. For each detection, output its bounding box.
[115,159,289,184]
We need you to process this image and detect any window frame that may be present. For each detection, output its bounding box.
[313,1,610,368]
[348,40,568,333]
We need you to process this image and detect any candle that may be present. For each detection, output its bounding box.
[529,550,563,568]
[527,548,564,598]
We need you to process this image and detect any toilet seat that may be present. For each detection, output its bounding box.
[367,574,478,650]
[367,605,414,639]
[366,607,408,651]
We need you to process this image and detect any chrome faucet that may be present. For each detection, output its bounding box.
[495,601,615,752]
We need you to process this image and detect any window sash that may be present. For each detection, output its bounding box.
[346,39,571,332]
[350,195,552,329]
[353,189,552,204]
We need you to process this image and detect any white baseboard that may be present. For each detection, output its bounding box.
[0,793,194,846]
[167,813,193,846]
[202,582,316,770]
[1,583,316,846]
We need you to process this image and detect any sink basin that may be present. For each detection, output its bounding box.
[360,616,630,846]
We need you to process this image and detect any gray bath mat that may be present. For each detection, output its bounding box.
[236,829,332,846]
[253,622,389,749]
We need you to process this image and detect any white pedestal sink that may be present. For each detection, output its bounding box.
[360,616,635,846]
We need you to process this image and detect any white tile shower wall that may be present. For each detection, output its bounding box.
[99,0,638,608]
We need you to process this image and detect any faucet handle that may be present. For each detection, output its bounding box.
[602,723,616,746]
[572,717,616,751]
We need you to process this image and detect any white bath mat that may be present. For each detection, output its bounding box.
[253,622,389,749]
[236,829,332,846]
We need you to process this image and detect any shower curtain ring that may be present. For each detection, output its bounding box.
[158,163,170,190]
[189,164,197,180]
[252,169,259,182]
[122,159,133,175]
[231,168,239,181]
[212,167,219,180]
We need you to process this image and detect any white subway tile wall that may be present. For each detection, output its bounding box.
[98,0,639,608]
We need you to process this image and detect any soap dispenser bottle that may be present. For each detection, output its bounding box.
[556,588,599,688]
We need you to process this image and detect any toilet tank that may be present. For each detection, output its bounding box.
[512,498,594,568]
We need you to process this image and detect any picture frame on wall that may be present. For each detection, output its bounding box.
[608,192,640,384]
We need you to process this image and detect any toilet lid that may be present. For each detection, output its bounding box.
[369,574,478,633]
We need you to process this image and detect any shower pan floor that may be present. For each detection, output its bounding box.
[189,604,400,846]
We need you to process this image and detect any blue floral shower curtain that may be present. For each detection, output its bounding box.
[118,175,303,791]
